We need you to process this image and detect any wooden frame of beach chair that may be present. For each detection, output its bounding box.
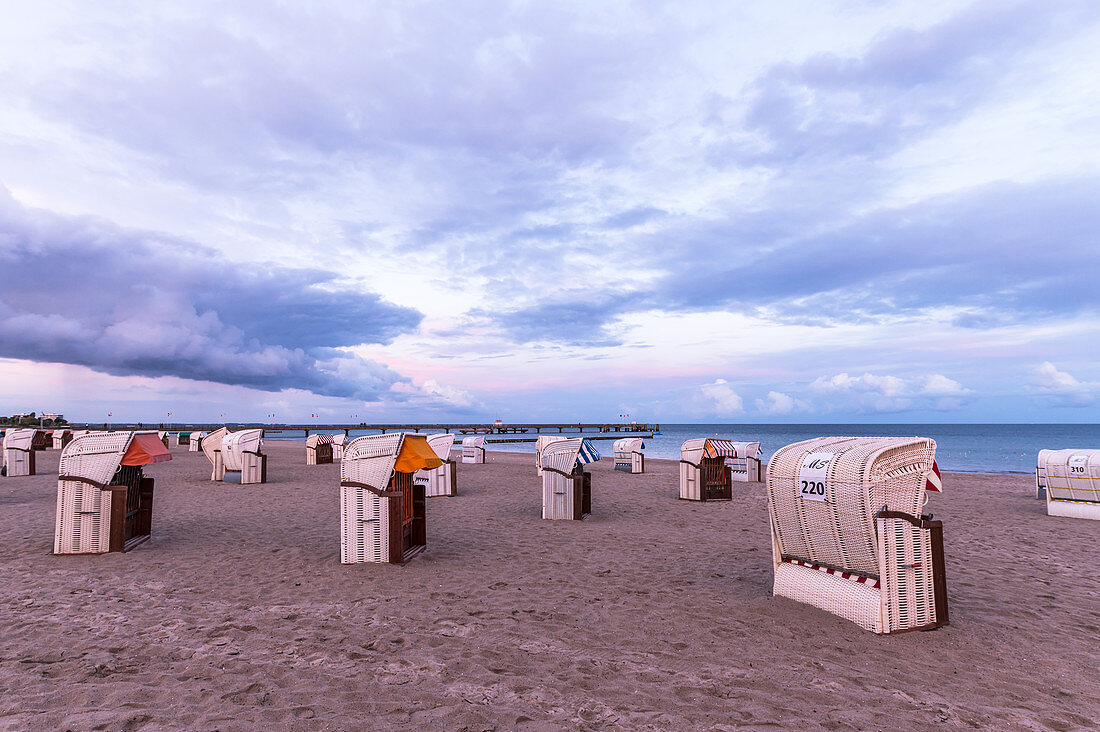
[53,431,172,554]
[222,429,266,484]
[540,438,600,520]
[766,436,948,634]
[726,442,763,482]
[1036,449,1100,520]
[461,435,486,464]
[175,432,190,447]
[305,434,334,465]
[416,433,458,497]
[332,434,347,461]
[202,427,230,481]
[31,430,50,451]
[535,435,569,477]
[340,433,443,564]
[189,431,205,453]
[679,438,738,500]
[3,428,38,477]
[613,437,645,474]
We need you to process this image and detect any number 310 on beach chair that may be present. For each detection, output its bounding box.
[766,436,948,634]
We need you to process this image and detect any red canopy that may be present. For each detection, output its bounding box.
[121,433,173,466]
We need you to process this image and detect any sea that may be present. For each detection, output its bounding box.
[266,423,1100,475]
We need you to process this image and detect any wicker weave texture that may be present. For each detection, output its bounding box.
[54,431,132,554]
[461,435,486,463]
[766,436,939,634]
[1039,449,1100,504]
[223,429,263,472]
[773,562,883,632]
[416,434,457,497]
[3,428,37,476]
[535,436,568,475]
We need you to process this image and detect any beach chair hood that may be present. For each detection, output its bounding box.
[539,437,601,474]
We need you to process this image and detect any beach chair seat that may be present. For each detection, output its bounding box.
[461,435,486,464]
[306,434,334,465]
[613,437,645,474]
[53,431,171,554]
[679,438,739,500]
[726,442,762,482]
[540,438,600,520]
[340,433,443,564]
[1037,449,1100,520]
[416,433,458,497]
[766,436,947,634]
[2,428,39,477]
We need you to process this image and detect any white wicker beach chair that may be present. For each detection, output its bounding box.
[52,430,74,451]
[679,438,739,500]
[1036,449,1100,520]
[536,435,569,476]
[461,435,487,464]
[332,434,347,461]
[415,433,458,497]
[766,436,948,634]
[340,433,443,564]
[189,431,206,452]
[613,437,645,474]
[2,428,38,477]
[727,441,763,482]
[202,427,230,480]
[54,431,171,554]
[305,433,334,465]
[540,437,600,520]
[222,429,266,484]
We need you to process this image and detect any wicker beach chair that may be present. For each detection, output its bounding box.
[340,433,443,564]
[540,437,601,520]
[305,434,334,465]
[189,431,206,452]
[727,441,763,482]
[536,435,569,477]
[31,430,51,451]
[53,431,171,554]
[766,436,948,634]
[52,430,74,451]
[3,428,39,477]
[202,427,230,480]
[416,433,458,497]
[612,437,646,474]
[332,434,347,461]
[1036,449,1100,520]
[461,435,487,464]
[222,429,266,484]
[679,438,739,500]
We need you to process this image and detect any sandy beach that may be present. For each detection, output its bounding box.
[2,440,1098,730]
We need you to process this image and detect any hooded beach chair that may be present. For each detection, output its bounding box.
[52,430,74,451]
[31,430,51,451]
[202,427,230,480]
[416,433,458,497]
[222,429,266,484]
[535,435,569,476]
[2,428,39,477]
[332,434,347,461]
[679,438,739,500]
[461,435,486,464]
[1036,449,1100,520]
[189,431,206,452]
[340,433,443,564]
[766,436,948,634]
[727,441,763,482]
[305,433,334,465]
[539,437,601,520]
[613,437,645,474]
[175,431,190,447]
[53,431,172,554]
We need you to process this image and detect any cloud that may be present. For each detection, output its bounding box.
[810,371,972,413]
[0,186,422,399]
[754,390,808,416]
[922,374,969,396]
[1032,362,1098,406]
[690,378,744,417]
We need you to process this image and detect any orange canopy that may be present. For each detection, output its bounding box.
[121,433,173,466]
[394,434,444,473]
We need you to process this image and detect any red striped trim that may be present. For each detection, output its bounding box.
[782,557,881,588]
[925,461,942,492]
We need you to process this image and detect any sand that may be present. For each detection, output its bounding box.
[1,440,1098,730]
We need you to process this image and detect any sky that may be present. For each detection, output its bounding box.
[1,0,1099,424]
